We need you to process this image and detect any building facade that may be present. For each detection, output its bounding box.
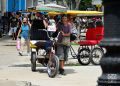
[0,0,38,13]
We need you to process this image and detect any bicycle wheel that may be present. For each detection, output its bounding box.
[47,55,59,78]
[90,48,104,65]
[31,52,36,72]
[77,48,91,65]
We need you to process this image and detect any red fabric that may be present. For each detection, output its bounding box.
[78,40,100,45]
[78,26,104,46]
[95,26,104,40]
[86,28,96,40]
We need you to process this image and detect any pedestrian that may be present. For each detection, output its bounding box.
[31,12,48,30]
[16,13,22,40]
[56,14,71,75]
[9,13,18,40]
[68,16,78,41]
[17,18,31,56]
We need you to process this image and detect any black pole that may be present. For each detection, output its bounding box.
[98,0,120,85]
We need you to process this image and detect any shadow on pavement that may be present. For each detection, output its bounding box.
[33,68,76,75]
[36,68,47,73]
[9,64,42,68]
[65,68,76,74]
[3,44,16,46]
[0,35,16,46]
[9,64,31,67]
[9,63,76,75]
[0,35,11,41]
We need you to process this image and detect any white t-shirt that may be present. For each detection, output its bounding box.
[70,23,78,34]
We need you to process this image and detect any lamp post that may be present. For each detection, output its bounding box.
[98,0,120,85]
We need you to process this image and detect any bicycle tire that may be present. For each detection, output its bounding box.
[47,55,59,78]
[90,48,104,65]
[31,52,36,72]
[77,48,91,65]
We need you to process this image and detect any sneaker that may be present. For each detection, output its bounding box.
[59,68,66,75]
[19,52,23,56]
[60,71,66,75]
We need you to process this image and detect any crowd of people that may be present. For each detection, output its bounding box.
[2,12,102,75]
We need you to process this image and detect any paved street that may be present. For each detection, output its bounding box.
[0,36,102,86]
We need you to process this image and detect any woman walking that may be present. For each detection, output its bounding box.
[17,18,31,56]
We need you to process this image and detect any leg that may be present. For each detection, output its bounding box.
[10,27,14,40]
[13,33,16,40]
[64,46,70,62]
[19,37,25,56]
[13,27,17,40]
[12,27,15,40]
[56,45,66,75]
[59,60,64,69]
[26,39,30,55]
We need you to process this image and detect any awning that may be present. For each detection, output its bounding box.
[66,10,103,16]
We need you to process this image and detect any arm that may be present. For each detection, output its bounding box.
[61,24,71,37]
[28,21,31,28]
[43,20,48,29]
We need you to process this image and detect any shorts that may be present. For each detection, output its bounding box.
[21,37,29,44]
[56,45,70,61]
[11,27,17,33]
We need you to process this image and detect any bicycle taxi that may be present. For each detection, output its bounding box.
[65,10,104,65]
[28,7,66,77]
[47,10,104,65]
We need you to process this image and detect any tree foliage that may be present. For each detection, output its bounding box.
[56,0,93,10]
[79,0,93,10]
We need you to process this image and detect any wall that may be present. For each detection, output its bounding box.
[6,0,26,12]
[1,0,38,13]
[26,0,33,8]
[1,0,6,14]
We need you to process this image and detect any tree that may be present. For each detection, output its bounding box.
[56,0,93,10]
[75,0,81,10]
[79,0,93,10]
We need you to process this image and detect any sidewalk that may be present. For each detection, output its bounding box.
[0,36,102,86]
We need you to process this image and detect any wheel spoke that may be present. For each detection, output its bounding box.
[91,48,104,65]
[77,49,90,65]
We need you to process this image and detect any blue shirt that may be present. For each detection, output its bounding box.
[21,24,29,39]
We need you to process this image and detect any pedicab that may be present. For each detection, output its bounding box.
[28,4,68,77]
[66,10,104,65]
[47,10,104,65]
[30,28,60,78]
[29,12,60,77]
